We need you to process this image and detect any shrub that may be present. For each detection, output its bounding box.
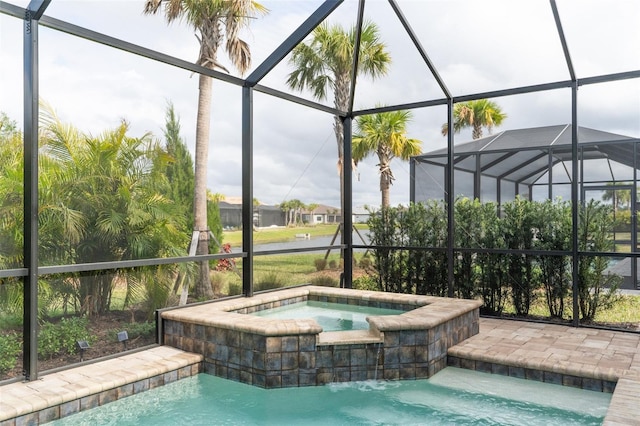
[314,258,327,271]
[454,198,485,299]
[578,200,621,321]
[0,312,23,330]
[475,201,507,315]
[0,332,21,374]
[328,260,338,269]
[228,282,242,296]
[364,198,624,322]
[502,197,539,316]
[534,200,571,318]
[358,256,373,270]
[409,200,448,296]
[367,206,404,293]
[613,209,631,230]
[38,317,91,360]
[352,275,380,291]
[210,272,227,295]
[310,276,338,287]
[108,321,155,342]
[255,272,286,292]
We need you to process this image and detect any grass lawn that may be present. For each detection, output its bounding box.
[504,292,640,327]
[223,224,369,246]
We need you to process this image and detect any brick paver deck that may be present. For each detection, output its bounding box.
[448,318,640,425]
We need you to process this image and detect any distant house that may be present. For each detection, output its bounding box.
[301,204,341,225]
[300,205,369,224]
[218,197,286,229]
[255,205,286,228]
[220,199,346,228]
[218,200,242,229]
[352,208,370,224]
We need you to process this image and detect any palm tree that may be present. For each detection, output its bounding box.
[291,199,305,226]
[37,105,186,316]
[353,110,422,208]
[279,200,293,227]
[144,0,267,299]
[602,182,632,211]
[306,203,319,224]
[441,99,507,140]
[287,21,390,235]
[279,199,305,226]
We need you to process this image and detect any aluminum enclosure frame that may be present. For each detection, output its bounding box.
[1,0,638,381]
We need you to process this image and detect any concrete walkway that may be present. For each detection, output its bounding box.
[1,319,638,424]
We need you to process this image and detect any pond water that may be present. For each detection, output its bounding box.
[230,232,370,253]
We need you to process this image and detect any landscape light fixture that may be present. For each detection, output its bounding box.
[76,340,90,362]
[117,330,129,351]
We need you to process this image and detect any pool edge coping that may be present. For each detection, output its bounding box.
[160,285,483,339]
[0,347,203,425]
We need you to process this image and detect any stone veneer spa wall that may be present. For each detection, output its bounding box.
[161,286,481,389]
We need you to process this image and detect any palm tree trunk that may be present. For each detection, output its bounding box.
[380,173,391,208]
[194,73,214,299]
[472,123,483,140]
[379,158,392,208]
[334,73,350,257]
[334,115,344,220]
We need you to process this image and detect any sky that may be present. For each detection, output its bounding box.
[1,0,639,211]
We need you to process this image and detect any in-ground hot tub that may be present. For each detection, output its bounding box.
[161,286,481,388]
[251,300,405,331]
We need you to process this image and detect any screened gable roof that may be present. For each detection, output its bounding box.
[415,125,640,185]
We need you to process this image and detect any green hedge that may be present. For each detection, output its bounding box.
[367,197,621,321]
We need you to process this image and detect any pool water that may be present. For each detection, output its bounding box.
[251,301,403,331]
[49,368,610,426]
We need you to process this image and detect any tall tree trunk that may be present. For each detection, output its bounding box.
[333,73,350,257]
[379,155,392,208]
[380,172,391,208]
[472,123,483,140]
[194,74,214,299]
[334,115,344,221]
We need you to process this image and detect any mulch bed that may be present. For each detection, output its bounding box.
[1,310,156,382]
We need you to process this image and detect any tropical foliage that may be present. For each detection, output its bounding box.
[287,21,390,231]
[602,182,632,211]
[0,106,195,317]
[441,99,507,140]
[353,109,422,208]
[144,0,267,298]
[279,199,306,227]
[601,183,633,230]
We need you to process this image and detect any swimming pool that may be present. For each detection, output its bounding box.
[251,301,403,331]
[47,367,610,425]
